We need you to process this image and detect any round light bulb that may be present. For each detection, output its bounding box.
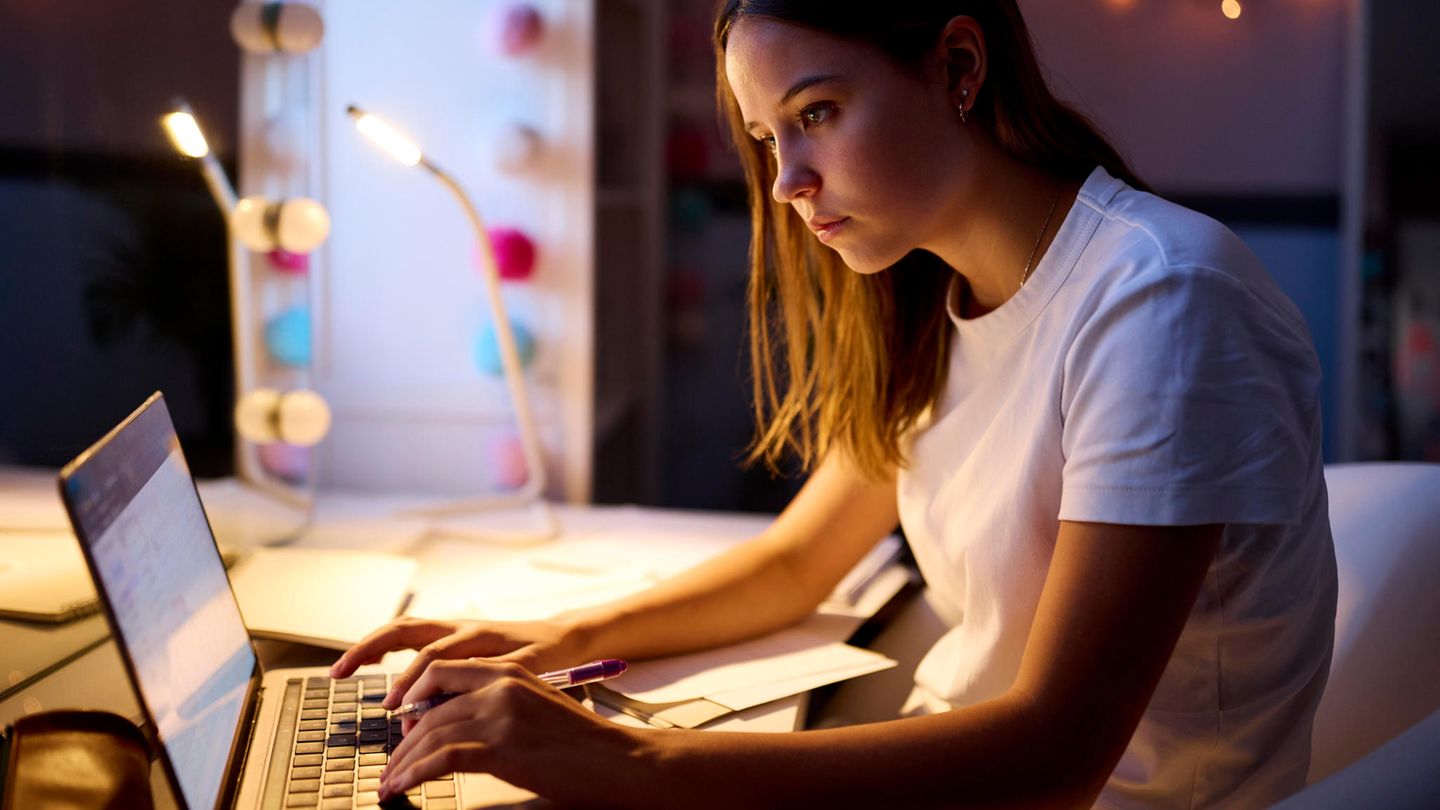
[231,2,325,54]
[233,197,331,253]
[235,388,283,444]
[276,198,331,253]
[233,196,273,252]
[1221,0,1242,20]
[276,389,332,446]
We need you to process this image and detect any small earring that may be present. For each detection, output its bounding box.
[957,89,969,124]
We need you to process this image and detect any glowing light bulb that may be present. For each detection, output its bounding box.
[230,1,325,53]
[234,387,332,446]
[162,111,209,158]
[233,196,331,253]
[348,106,422,166]
[1222,0,1243,20]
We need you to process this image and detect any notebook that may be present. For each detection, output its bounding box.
[57,392,486,809]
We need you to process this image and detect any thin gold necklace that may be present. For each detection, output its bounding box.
[1019,185,1063,290]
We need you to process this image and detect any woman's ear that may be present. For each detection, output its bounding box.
[936,16,987,114]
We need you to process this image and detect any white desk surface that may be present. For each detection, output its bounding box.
[0,475,865,731]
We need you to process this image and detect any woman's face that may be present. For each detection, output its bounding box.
[724,18,966,274]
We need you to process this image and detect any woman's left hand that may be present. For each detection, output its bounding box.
[378,659,654,804]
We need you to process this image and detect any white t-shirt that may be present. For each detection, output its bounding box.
[896,166,1337,808]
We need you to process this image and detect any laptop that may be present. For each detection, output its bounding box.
[58,393,465,810]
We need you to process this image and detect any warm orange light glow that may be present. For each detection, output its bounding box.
[1222,0,1243,20]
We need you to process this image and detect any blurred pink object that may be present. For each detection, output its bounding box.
[258,442,310,484]
[499,3,543,56]
[479,227,537,281]
[489,433,529,491]
[267,248,310,274]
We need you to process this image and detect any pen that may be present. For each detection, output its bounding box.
[390,659,628,719]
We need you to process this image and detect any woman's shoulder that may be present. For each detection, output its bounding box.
[1079,181,1254,278]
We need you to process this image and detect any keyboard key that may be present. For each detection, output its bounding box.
[331,700,359,712]
[305,688,330,699]
[327,746,357,760]
[301,710,327,721]
[295,742,324,755]
[303,699,329,711]
[323,770,353,785]
[427,799,458,810]
[285,793,320,807]
[358,729,388,744]
[324,759,355,772]
[358,675,388,686]
[290,766,322,780]
[328,734,358,747]
[359,743,386,755]
[306,677,332,689]
[359,718,388,731]
[322,783,354,798]
[299,720,327,732]
[298,730,326,743]
[355,791,381,806]
[289,779,321,794]
[358,753,388,766]
[424,781,456,798]
[320,799,353,810]
[361,708,386,720]
[293,755,323,768]
[357,766,384,779]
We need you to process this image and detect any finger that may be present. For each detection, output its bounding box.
[399,659,522,711]
[381,729,492,799]
[330,618,450,677]
[388,690,486,770]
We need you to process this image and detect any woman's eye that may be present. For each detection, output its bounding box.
[800,103,835,128]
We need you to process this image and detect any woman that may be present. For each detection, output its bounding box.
[336,2,1337,806]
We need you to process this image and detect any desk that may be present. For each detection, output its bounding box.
[0,475,908,807]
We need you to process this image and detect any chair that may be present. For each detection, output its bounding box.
[1277,462,1440,805]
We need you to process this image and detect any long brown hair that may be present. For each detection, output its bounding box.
[715,0,1146,479]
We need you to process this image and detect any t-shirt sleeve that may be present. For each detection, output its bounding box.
[1058,264,1320,526]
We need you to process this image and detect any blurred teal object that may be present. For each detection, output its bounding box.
[670,187,712,232]
[265,306,311,367]
[474,320,536,376]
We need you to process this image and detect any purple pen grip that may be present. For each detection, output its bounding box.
[564,658,627,686]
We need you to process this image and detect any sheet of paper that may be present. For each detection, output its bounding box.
[611,624,896,705]
[229,548,417,649]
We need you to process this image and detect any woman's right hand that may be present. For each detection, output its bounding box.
[328,616,585,710]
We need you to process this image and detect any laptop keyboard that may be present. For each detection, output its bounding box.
[269,674,457,809]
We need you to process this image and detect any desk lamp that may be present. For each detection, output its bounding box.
[348,104,557,542]
[163,100,326,514]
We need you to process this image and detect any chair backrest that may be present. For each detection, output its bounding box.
[1309,463,1440,782]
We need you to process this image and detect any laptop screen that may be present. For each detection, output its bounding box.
[62,395,256,810]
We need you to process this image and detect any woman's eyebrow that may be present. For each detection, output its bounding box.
[744,73,843,133]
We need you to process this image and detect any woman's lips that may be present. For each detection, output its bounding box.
[808,216,850,242]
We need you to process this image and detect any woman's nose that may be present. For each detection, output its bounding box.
[771,150,820,203]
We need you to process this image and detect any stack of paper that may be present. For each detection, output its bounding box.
[592,619,896,728]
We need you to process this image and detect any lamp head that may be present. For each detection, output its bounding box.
[348,104,422,167]
[163,106,210,158]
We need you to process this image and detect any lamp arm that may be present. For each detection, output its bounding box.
[424,158,549,502]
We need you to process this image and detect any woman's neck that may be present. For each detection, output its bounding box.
[925,150,1080,319]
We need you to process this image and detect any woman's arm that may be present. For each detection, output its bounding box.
[632,520,1222,809]
[332,452,900,701]
[564,451,900,662]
